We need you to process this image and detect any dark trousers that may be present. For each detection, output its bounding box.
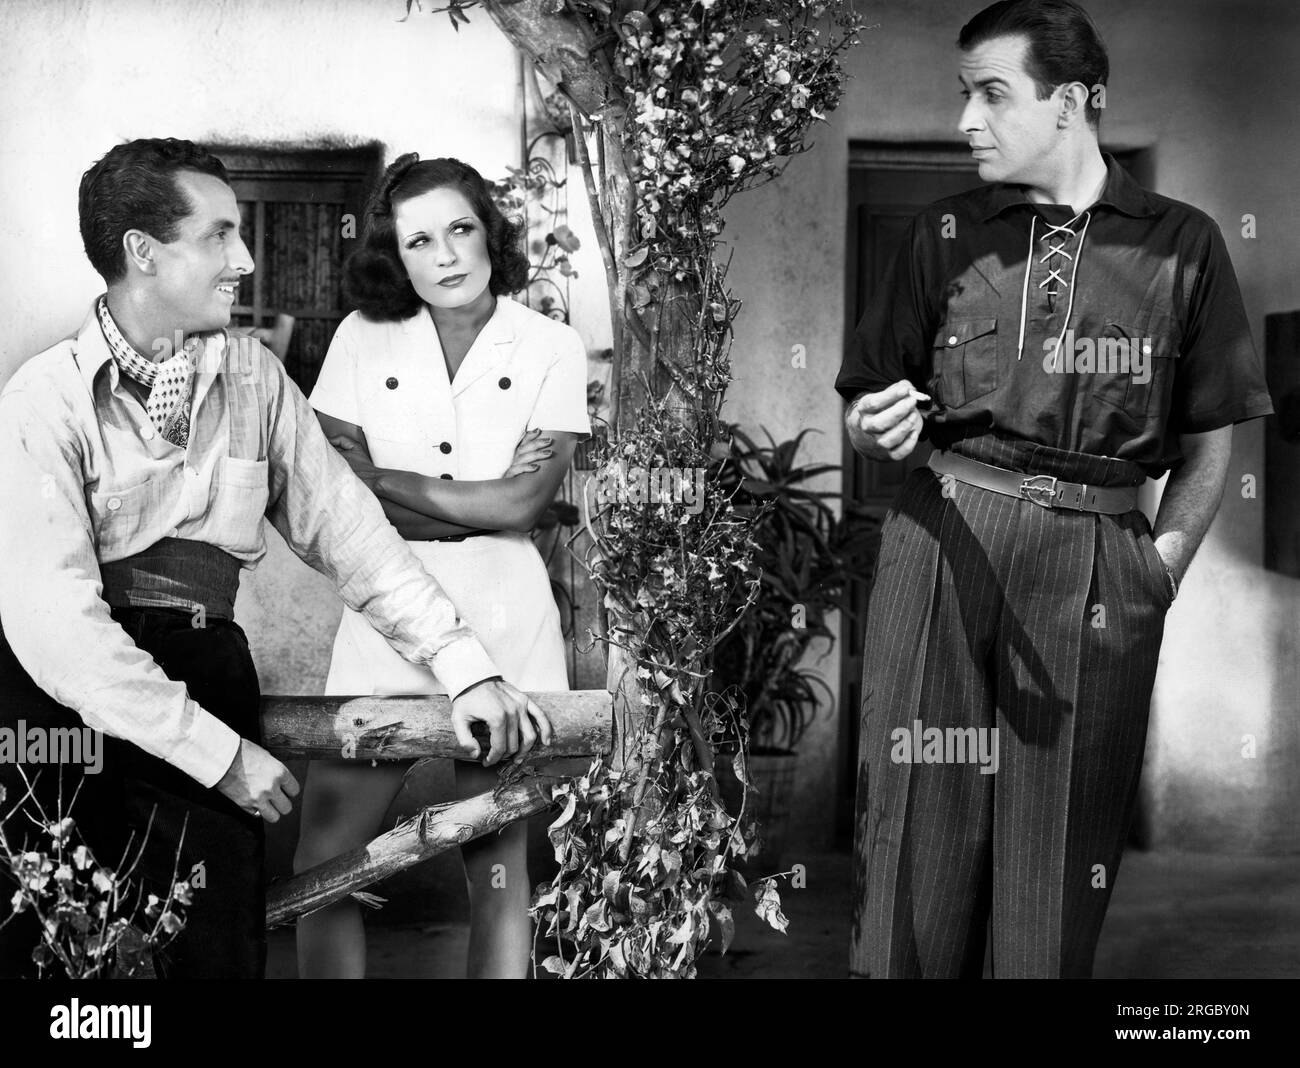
[0,607,265,979]
[851,431,1172,978]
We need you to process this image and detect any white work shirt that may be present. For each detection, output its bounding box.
[309,295,591,481]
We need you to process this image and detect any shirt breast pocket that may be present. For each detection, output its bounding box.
[933,318,998,409]
[213,456,270,553]
[1092,320,1178,425]
[89,478,160,558]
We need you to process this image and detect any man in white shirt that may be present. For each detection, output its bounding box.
[0,138,549,978]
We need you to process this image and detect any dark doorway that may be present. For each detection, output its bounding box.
[835,142,1153,843]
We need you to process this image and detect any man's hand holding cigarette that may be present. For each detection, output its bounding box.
[845,379,931,462]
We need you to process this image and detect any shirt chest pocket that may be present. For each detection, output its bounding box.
[933,318,998,409]
[212,456,270,553]
[1090,320,1178,425]
[89,477,161,557]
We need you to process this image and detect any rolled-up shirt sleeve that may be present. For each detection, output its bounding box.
[0,387,241,788]
[260,349,498,698]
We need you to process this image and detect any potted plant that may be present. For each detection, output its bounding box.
[708,425,881,865]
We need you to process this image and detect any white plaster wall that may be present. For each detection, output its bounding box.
[722,0,1300,851]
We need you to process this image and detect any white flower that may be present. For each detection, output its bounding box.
[46,817,75,845]
[728,155,746,176]
[774,68,792,85]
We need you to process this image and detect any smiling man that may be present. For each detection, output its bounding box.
[0,138,547,978]
[836,1,1273,978]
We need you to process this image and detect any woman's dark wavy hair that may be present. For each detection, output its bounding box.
[345,154,529,322]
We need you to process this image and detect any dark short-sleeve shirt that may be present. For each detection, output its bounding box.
[835,154,1275,478]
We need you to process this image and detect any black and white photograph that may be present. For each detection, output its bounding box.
[0,0,1295,1036]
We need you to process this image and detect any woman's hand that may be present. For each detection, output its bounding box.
[504,428,554,478]
[329,434,382,491]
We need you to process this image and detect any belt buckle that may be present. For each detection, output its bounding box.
[1019,473,1058,508]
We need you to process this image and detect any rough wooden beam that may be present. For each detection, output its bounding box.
[265,777,561,927]
[261,691,612,762]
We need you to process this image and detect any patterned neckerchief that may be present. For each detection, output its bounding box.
[96,296,194,447]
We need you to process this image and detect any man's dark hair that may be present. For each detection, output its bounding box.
[345,154,529,322]
[958,0,1109,129]
[78,138,230,283]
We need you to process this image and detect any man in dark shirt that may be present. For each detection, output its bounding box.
[836,0,1273,978]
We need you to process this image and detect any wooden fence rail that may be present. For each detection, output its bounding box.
[260,691,612,927]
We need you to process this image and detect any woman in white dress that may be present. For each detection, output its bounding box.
[294,154,590,978]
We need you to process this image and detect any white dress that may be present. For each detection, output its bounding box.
[308,296,591,697]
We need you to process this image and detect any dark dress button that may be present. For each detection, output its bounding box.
[498,377,511,389]
[439,441,452,454]
[386,376,399,389]
[440,473,453,480]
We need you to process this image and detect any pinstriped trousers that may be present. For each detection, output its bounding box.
[850,431,1172,978]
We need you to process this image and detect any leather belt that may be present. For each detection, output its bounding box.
[927,450,1139,514]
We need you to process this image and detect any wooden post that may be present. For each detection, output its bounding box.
[265,777,563,927]
[261,690,612,761]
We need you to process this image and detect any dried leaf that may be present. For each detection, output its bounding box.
[754,878,789,934]
[548,792,577,835]
[710,901,736,954]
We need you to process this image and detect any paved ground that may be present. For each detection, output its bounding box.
[266,849,1300,978]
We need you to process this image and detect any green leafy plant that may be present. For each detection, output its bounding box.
[711,425,881,752]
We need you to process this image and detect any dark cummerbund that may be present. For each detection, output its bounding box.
[99,538,242,620]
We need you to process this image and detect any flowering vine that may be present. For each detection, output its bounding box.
[413,0,863,977]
